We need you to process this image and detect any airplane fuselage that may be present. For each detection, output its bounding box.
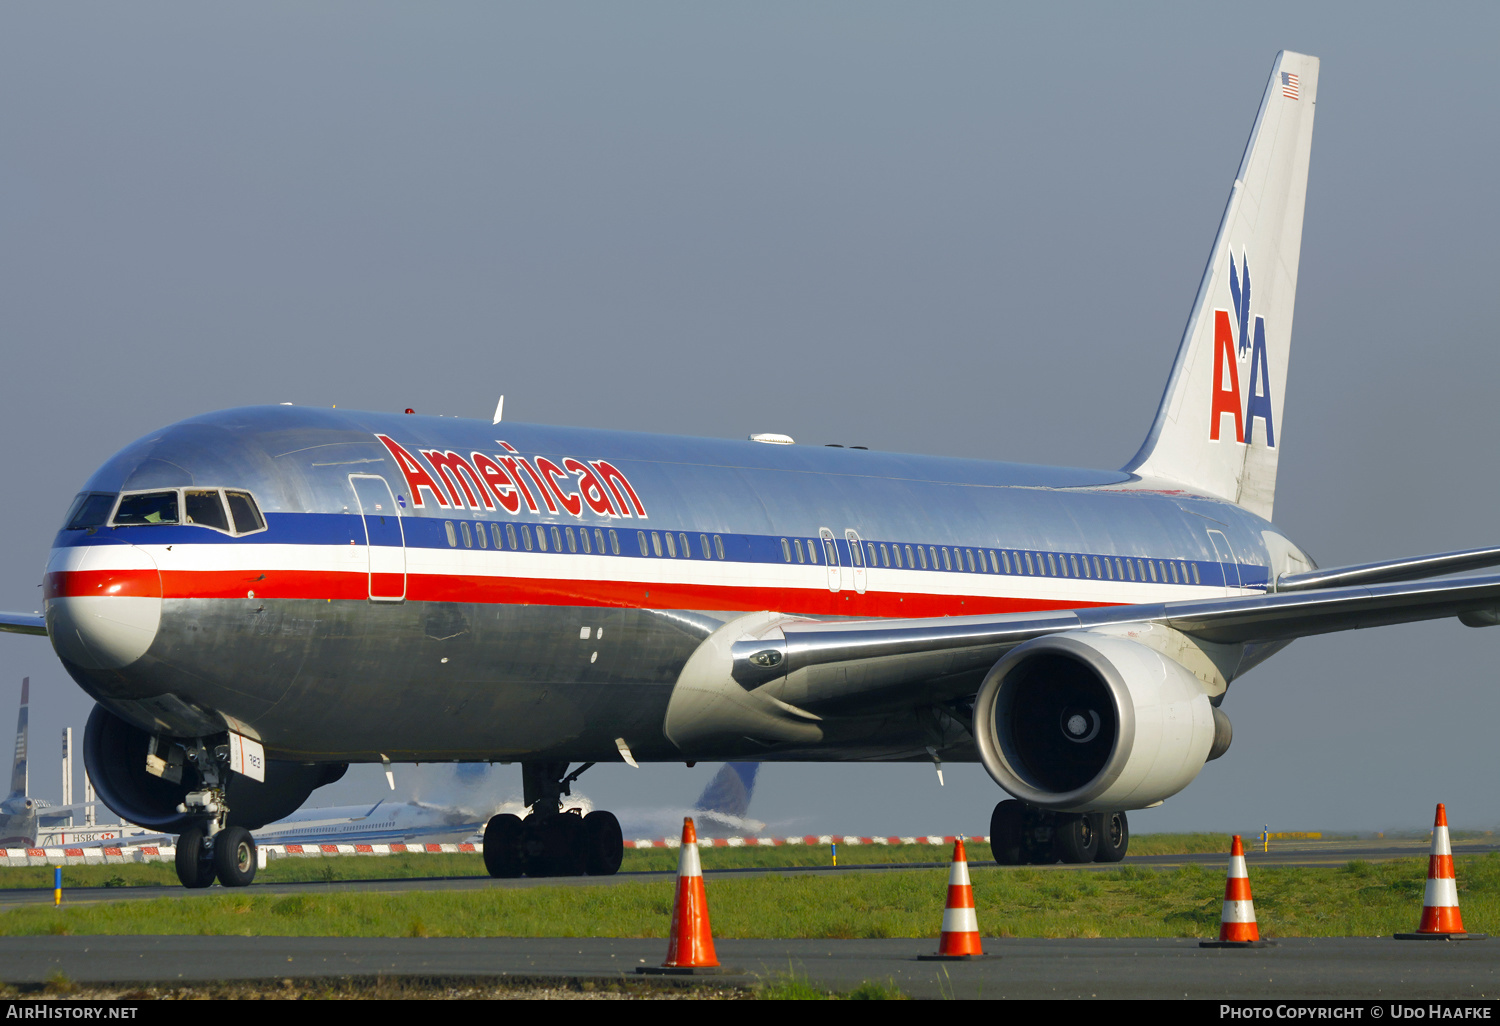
[44,405,1304,767]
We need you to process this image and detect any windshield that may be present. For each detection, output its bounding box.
[112,491,180,526]
[64,493,117,530]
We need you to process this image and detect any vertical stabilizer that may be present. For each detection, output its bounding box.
[9,678,26,799]
[693,763,759,821]
[1124,52,1319,520]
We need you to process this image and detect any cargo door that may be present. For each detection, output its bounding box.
[351,475,407,601]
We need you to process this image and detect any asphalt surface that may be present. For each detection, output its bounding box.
[1,935,1497,999]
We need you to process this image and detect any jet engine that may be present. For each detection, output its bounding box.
[83,704,346,832]
[973,630,1226,813]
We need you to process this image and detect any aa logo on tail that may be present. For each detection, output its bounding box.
[1209,252,1275,447]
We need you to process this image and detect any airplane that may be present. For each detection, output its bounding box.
[1,678,122,847]
[249,760,761,850]
[5,49,1500,888]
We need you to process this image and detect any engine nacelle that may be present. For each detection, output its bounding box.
[83,704,347,832]
[973,630,1218,812]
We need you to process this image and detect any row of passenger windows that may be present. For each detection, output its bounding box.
[443,521,730,561]
[438,518,1203,585]
[777,536,1202,585]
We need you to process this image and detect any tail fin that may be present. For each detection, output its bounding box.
[693,762,759,821]
[1124,51,1319,520]
[9,678,27,799]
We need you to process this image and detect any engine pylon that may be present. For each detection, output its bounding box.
[1395,804,1486,940]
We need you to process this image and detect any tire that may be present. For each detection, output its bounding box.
[174,826,215,889]
[213,825,257,887]
[482,813,526,878]
[1095,811,1129,862]
[989,799,1025,865]
[522,813,587,877]
[1054,813,1100,864]
[583,810,624,876]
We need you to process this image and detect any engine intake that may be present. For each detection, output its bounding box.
[973,630,1217,812]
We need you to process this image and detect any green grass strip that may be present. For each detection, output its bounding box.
[4,853,1496,939]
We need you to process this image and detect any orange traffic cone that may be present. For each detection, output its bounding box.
[919,838,992,960]
[637,818,738,975]
[1201,835,1270,948]
[1396,804,1486,940]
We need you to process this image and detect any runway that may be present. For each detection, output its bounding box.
[2,835,1495,909]
[1,935,1496,999]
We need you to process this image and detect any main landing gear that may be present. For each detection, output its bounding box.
[989,799,1129,865]
[171,740,259,889]
[482,761,624,879]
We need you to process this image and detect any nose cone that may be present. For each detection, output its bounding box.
[45,543,162,669]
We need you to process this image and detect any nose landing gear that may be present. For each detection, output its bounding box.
[989,798,1129,865]
[170,739,259,889]
[482,761,624,878]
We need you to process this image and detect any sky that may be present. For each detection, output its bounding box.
[2,3,1498,838]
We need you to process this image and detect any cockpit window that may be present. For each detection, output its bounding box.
[106,488,268,535]
[113,491,180,526]
[224,491,266,534]
[184,490,230,532]
[64,493,117,530]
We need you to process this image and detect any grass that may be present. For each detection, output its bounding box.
[0,833,1238,891]
[3,852,1496,940]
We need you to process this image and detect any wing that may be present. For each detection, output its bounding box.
[728,558,1500,707]
[0,612,45,637]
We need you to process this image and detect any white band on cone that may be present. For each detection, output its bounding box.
[1221,900,1257,924]
[678,842,703,879]
[941,907,980,934]
[948,860,972,887]
[1423,877,1459,907]
[1432,828,1452,857]
[1228,855,1248,878]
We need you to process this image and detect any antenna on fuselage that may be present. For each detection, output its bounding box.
[492,396,504,425]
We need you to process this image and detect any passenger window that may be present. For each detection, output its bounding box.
[506,523,518,549]
[1023,552,1033,574]
[579,528,590,554]
[880,544,889,567]
[1092,556,1102,578]
[929,546,938,569]
[965,549,975,572]
[445,521,457,547]
[521,525,534,551]
[637,531,648,556]
[849,540,863,567]
[492,523,504,549]
[1191,563,1200,584]
[476,522,487,548]
[714,535,725,560]
[550,526,562,552]
[700,534,710,559]
[1147,561,1156,582]
[224,492,266,534]
[679,533,690,558]
[918,546,928,570]
[664,532,676,558]
[113,491,180,527]
[596,528,607,553]
[942,548,952,571]
[65,492,117,530]
[794,538,805,563]
[1168,561,1178,583]
[184,490,230,532]
[460,522,473,548]
[658,532,670,557]
[900,544,910,568]
[1069,555,1079,577]
[808,539,822,564]
[566,526,577,553]
[610,529,620,555]
[782,538,792,562]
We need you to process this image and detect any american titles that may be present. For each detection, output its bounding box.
[375,435,648,519]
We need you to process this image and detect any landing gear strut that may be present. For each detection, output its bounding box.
[483,761,623,879]
[989,799,1128,865]
[170,738,259,889]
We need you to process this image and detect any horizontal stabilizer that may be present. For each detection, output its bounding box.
[0,613,45,637]
[1275,545,1500,592]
